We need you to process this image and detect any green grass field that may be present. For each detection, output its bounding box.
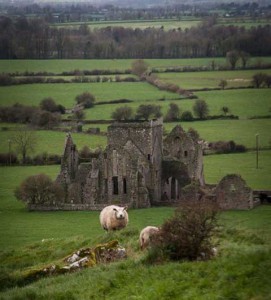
[158,69,271,89]
[0,118,270,157]
[0,165,271,299]
[204,150,271,190]
[1,57,271,74]
[52,19,201,30]
[166,119,271,149]
[194,89,271,118]
[0,129,107,156]
[0,82,178,108]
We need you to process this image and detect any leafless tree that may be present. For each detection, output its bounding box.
[12,129,37,163]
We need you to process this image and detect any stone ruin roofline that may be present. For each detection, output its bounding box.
[108,118,163,129]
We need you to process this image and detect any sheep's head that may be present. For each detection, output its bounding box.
[113,206,127,220]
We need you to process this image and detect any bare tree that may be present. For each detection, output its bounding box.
[239,51,250,68]
[12,129,37,163]
[131,59,149,78]
[226,50,240,70]
[218,79,227,90]
[165,103,181,121]
[193,99,209,120]
[252,73,268,88]
[221,106,230,116]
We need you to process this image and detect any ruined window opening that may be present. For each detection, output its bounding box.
[184,150,188,157]
[123,178,127,194]
[104,179,108,194]
[112,176,118,195]
[137,172,143,187]
[166,178,169,184]
[171,177,176,199]
[147,154,151,160]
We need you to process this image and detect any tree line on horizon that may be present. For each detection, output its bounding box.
[0,16,271,59]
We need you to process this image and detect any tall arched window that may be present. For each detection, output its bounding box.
[112,176,118,195]
[123,178,127,194]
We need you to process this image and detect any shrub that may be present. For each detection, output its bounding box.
[135,104,162,120]
[40,98,65,114]
[149,199,219,262]
[164,103,181,122]
[0,152,18,165]
[188,127,200,141]
[31,152,60,165]
[0,104,39,124]
[15,174,64,205]
[0,73,14,86]
[31,111,61,129]
[252,72,268,88]
[131,59,149,78]
[209,140,247,154]
[111,106,133,121]
[180,111,194,121]
[79,145,91,161]
[75,92,95,108]
[193,99,209,120]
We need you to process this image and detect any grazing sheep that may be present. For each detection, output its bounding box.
[139,226,159,250]
[99,205,128,231]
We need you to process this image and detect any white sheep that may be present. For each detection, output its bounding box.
[139,226,159,250]
[99,205,129,231]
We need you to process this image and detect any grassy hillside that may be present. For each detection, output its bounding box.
[0,82,177,108]
[0,165,271,299]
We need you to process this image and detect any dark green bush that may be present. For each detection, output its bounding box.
[149,199,219,262]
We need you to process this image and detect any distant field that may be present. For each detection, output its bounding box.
[204,150,271,190]
[194,89,271,118]
[0,82,178,108]
[52,19,201,30]
[218,19,271,28]
[0,119,270,159]
[158,69,271,89]
[1,57,271,73]
[51,17,270,31]
[82,88,271,120]
[0,130,107,156]
[166,119,271,149]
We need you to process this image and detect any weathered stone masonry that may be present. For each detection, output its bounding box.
[48,119,203,210]
[28,119,257,211]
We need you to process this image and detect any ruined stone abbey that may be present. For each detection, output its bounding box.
[54,118,205,210]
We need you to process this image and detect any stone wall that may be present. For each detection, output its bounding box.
[36,119,244,211]
[215,174,254,210]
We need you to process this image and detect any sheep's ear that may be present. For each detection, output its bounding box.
[123,206,128,211]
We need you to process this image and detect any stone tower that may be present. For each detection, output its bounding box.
[56,133,79,186]
[105,118,163,207]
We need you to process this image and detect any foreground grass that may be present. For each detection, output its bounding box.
[0,167,271,299]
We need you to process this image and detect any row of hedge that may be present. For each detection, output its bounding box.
[0,73,138,86]
[0,152,61,166]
